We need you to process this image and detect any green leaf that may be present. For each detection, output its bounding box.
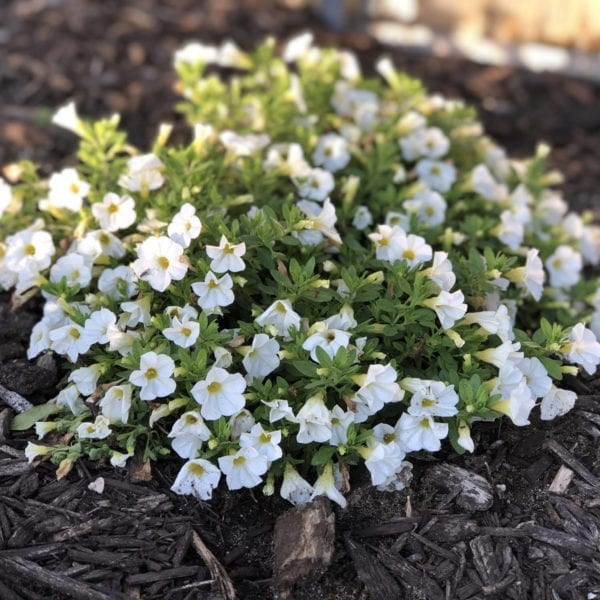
[11,403,62,431]
[540,357,563,381]
[310,446,337,466]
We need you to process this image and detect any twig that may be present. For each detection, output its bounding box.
[0,384,33,413]
[191,529,237,600]
[545,439,600,488]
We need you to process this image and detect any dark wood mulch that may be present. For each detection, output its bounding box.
[1,1,600,599]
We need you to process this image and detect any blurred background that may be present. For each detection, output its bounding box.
[1,0,599,212]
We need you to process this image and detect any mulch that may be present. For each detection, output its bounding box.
[1,1,600,599]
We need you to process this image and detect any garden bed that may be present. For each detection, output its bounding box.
[1,1,600,599]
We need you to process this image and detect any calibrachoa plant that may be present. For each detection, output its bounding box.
[3,34,600,507]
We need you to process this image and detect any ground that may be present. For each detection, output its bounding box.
[1,1,600,599]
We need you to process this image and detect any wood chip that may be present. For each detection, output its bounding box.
[425,464,494,511]
[0,383,33,413]
[546,439,600,488]
[548,466,574,494]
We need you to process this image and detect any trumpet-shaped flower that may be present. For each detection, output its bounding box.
[397,414,448,452]
[423,290,467,330]
[280,463,314,505]
[68,364,104,397]
[404,189,447,228]
[118,153,165,193]
[415,160,456,193]
[99,384,133,423]
[312,133,350,172]
[191,366,246,420]
[295,168,335,201]
[92,193,136,232]
[192,271,235,313]
[403,379,459,418]
[129,352,176,401]
[97,266,138,300]
[132,236,187,292]
[329,405,354,445]
[49,253,92,289]
[310,463,347,508]
[5,228,55,273]
[242,334,280,379]
[255,299,301,337]
[302,322,351,363]
[218,447,268,490]
[423,251,456,291]
[168,410,212,459]
[77,415,112,440]
[171,459,221,500]
[163,315,200,348]
[506,248,545,301]
[540,386,577,420]
[40,168,90,212]
[240,424,282,462]
[545,246,582,288]
[565,323,600,375]
[167,202,202,248]
[206,235,246,273]
[296,394,332,444]
[353,363,404,423]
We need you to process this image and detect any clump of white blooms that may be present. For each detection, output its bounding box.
[5,36,600,508]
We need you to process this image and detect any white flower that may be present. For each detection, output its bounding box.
[352,363,404,423]
[296,393,332,444]
[312,133,350,172]
[470,164,508,202]
[540,386,577,421]
[163,315,200,348]
[77,415,112,440]
[68,364,103,396]
[108,329,141,356]
[461,305,514,342]
[118,154,165,193]
[423,251,456,291]
[206,235,246,273]
[545,246,582,288]
[255,299,301,337]
[92,193,136,232]
[262,399,296,424]
[516,357,552,398]
[213,346,233,369]
[403,379,459,417]
[506,248,545,301]
[423,290,467,330]
[192,271,235,313]
[110,451,133,468]
[457,420,474,453]
[168,411,212,459]
[240,424,282,462]
[565,323,600,375]
[218,447,268,490]
[397,414,448,451]
[295,168,335,202]
[27,321,52,359]
[120,296,152,328]
[40,168,90,212]
[242,334,280,379]
[475,341,522,368]
[129,352,176,401]
[329,405,354,445]
[229,409,256,439]
[404,189,447,228]
[352,205,373,230]
[310,463,347,508]
[535,191,568,225]
[302,322,351,363]
[54,384,86,415]
[363,440,406,486]
[495,211,524,250]
[52,101,83,135]
[49,253,92,289]
[581,225,600,266]
[77,230,126,261]
[0,178,12,218]
[5,228,55,273]
[174,42,218,66]
[415,160,456,193]
[368,225,407,263]
[83,308,118,346]
[219,131,270,156]
[280,463,314,505]
[171,459,221,500]
[98,266,138,300]
[263,143,309,176]
[490,379,535,426]
[282,32,314,62]
[167,203,202,248]
[99,384,133,423]
[191,366,246,421]
[132,236,188,292]
[396,233,433,268]
[25,442,53,463]
[296,198,342,245]
[165,304,198,321]
[35,421,58,440]
[399,127,449,161]
[49,321,91,362]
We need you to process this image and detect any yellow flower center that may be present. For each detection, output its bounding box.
[188,463,205,476]
[184,414,198,425]
[403,249,415,260]
[553,259,562,269]
[379,237,389,246]
[419,418,431,429]
[275,301,287,314]
[158,256,170,270]
[145,367,158,380]
[107,203,119,214]
[421,398,435,408]
[233,455,246,466]
[69,328,80,339]
[207,381,222,394]
[207,279,219,289]
[383,433,396,444]
[430,166,441,176]
[425,206,435,217]
[24,243,36,256]
[259,432,272,444]
[98,232,110,245]
[181,327,192,337]
[223,243,235,255]
[69,183,80,194]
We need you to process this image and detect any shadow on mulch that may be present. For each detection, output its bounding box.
[1,1,600,599]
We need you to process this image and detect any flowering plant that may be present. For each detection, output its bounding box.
[4,35,600,507]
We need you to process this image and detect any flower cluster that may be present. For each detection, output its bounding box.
[4,35,600,508]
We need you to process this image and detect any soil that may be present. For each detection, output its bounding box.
[1,1,600,599]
